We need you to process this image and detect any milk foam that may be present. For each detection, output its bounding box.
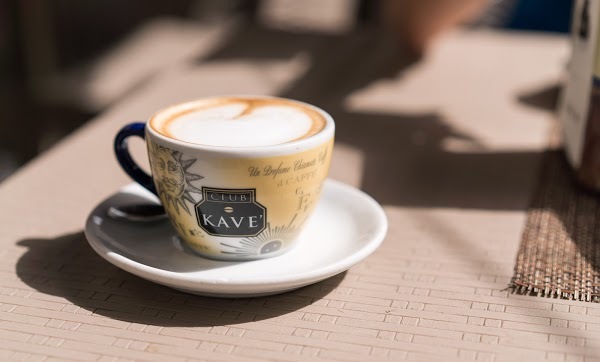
[159,101,320,147]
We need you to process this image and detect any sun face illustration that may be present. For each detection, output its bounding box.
[220,222,299,257]
[150,143,203,215]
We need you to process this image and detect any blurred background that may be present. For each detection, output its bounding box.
[0,0,573,182]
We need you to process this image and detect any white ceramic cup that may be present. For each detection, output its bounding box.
[114,96,335,261]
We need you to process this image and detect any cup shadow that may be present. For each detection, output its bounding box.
[16,232,346,327]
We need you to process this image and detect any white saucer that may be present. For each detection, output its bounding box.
[84,179,387,297]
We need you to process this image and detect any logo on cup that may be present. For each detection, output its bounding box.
[195,188,266,237]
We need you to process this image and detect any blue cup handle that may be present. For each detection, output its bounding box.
[114,122,157,195]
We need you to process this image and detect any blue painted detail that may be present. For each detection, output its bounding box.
[114,123,157,195]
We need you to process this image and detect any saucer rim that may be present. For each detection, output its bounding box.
[84,179,387,294]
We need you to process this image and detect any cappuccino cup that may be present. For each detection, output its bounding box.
[114,96,334,261]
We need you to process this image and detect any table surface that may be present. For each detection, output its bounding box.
[3,24,599,361]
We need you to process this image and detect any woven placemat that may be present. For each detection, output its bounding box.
[512,150,600,302]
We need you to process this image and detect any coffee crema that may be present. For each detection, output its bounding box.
[150,97,326,147]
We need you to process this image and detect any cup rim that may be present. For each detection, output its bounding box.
[145,95,335,156]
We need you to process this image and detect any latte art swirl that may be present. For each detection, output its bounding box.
[150,97,326,147]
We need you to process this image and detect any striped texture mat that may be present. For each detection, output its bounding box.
[512,150,600,302]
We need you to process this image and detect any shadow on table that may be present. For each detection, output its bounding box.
[517,83,561,112]
[202,24,548,211]
[16,232,345,327]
